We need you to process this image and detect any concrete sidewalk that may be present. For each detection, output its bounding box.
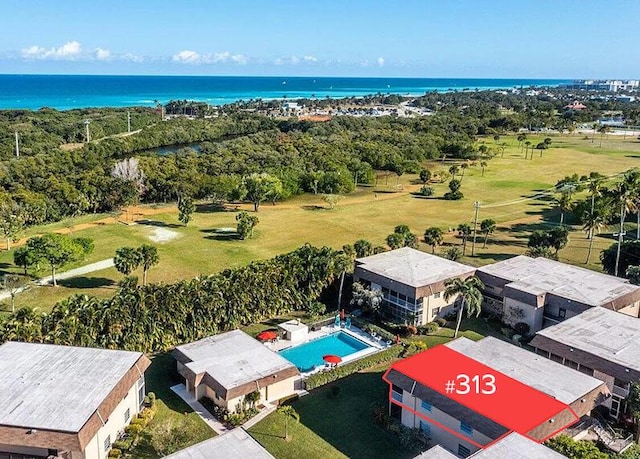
[171,384,229,435]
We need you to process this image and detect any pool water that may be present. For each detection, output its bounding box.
[279,332,371,372]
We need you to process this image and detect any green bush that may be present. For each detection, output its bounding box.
[305,345,403,390]
[108,449,122,459]
[418,322,439,335]
[434,318,447,327]
[126,424,143,436]
[351,317,396,341]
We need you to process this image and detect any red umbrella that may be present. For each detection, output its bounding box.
[340,309,345,320]
[257,330,278,341]
[323,354,342,365]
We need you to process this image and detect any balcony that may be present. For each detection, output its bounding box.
[612,384,630,398]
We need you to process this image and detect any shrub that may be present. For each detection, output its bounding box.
[419,322,439,335]
[405,324,418,336]
[126,424,143,436]
[130,417,144,427]
[514,322,530,336]
[108,449,122,459]
[305,345,404,390]
[443,190,464,200]
[434,318,447,327]
[405,341,428,355]
[419,185,434,197]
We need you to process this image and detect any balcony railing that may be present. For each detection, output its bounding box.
[612,384,630,398]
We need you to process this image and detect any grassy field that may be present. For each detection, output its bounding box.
[127,353,215,458]
[247,318,491,458]
[2,133,640,312]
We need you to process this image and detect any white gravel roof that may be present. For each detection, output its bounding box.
[446,337,605,404]
[356,247,475,288]
[534,307,640,372]
[175,330,297,390]
[164,428,274,459]
[0,341,143,432]
[478,255,639,306]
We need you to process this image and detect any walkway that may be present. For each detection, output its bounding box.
[0,258,115,302]
[170,384,229,435]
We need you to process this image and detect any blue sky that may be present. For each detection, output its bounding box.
[1,0,638,78]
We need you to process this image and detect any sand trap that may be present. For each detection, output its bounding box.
[148,227,180,243]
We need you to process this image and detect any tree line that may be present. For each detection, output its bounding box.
[0,244,348,352]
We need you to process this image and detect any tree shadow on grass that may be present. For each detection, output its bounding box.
[201,228,240,241]
[195,203,228,213]
[136,219,182,229]
[301,205,326,211]
[58,277,116,289]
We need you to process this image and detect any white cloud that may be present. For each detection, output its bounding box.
[377,57,385,67]
[172,49,248,65]
[303,55,318,62]
[22,40,82,60]
[172,50,201,63]
[121,53,144,63]
[95,48,111,60]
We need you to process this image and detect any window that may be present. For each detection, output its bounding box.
[460,421,473,435]
[104,435,111,452]
[432,307,441,317]
[421,400,432,411]
[137,376,146,410]
[458,444,471,458]
[391,384,403,403]
[124,408,130,423]
[419,420,431,436]
[558,308,566,319]
[434,292,441,299]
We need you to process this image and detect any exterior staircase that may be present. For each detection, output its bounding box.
[592,418,634,454]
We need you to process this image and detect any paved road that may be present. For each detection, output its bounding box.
[0,258,114,302]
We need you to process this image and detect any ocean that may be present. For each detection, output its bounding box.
[0,75,570,110]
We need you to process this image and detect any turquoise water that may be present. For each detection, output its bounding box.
[279,332,370,372]
[0,75,570,110]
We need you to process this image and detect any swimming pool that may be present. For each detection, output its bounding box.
[279,332,371,372]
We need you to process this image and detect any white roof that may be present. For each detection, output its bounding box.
[0,341,143,432]
[535,307,640,372]
[356,247,475,288]
[478,255,639,305]
[164,428,274,459]
[175,330,297,390]
[446,337,605,404]
[278,319,308,333]
[415,433,566,458]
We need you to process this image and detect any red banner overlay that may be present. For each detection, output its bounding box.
[384,344,578,438]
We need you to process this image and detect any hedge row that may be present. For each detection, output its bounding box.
[305,345,404,390]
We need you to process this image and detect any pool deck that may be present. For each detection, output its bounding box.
[264,324,388,377]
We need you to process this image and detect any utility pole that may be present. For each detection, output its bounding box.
[84,120,91,143]
[471,201,480,256]
[127,111,131,133]
[614,203,626,276]
[14,131,19,158]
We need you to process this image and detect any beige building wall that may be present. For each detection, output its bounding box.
[84,377,145,459]
[265,376,297,403]
[398,389,493,456]
[503,297,543,332]
[618,301,640,318]
[423,292,460,325]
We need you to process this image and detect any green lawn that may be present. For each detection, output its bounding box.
[127,353,215,458]
[3,133,640,312]
[249,368,414,459]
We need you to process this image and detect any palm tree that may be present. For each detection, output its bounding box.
[583,208,607,264]
[457,223,472,255]
[598,124,610,148]
[448,165,459,180]
[480,219,496,248]
[443,276,484,338]
[554,191,573,225]
[480,161,488,177]
[138,244,159,286]
[524,141,531,159]
[278,405,299,440]
[613,170,640,276]
[582,172,605,239]
[423,227,444,254]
